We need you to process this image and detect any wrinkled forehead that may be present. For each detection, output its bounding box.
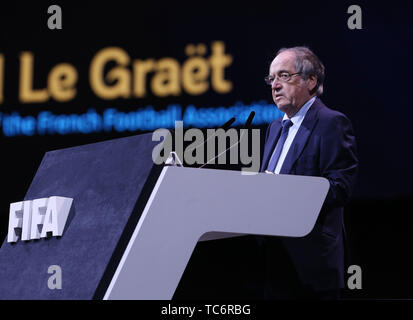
[269,50,297,74]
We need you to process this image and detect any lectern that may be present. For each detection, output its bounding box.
[0,133,329,299]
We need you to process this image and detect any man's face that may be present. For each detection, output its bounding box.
[269,51,316,117]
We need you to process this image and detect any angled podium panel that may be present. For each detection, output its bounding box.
[0,133,161,300]
[104,166,329,300]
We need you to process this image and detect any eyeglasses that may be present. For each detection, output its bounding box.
[264,72,301,85]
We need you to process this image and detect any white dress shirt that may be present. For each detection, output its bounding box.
[272,96,316,174]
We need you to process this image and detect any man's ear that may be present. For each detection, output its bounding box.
[308,75,317,92]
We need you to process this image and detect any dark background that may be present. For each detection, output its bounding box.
[0,0,412,299]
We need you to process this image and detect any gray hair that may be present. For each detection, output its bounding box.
[277,46,325,96]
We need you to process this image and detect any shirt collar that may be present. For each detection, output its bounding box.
[282,96,316,125]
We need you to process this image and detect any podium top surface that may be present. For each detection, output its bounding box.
[149,166,329,238]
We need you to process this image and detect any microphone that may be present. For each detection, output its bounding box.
[199,111,255,168]
[243,110,255,129]
[221,116,236,130]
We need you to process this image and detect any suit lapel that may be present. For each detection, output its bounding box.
[261,119,282,172]
[279,98,323,174]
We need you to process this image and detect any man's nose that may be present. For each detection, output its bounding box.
[272,79,282,90]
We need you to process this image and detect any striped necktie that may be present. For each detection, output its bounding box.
[266,119,293,172]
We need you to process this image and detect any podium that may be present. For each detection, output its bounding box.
[0,133,329,300]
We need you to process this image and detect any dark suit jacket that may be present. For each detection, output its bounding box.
[261,97,358,291]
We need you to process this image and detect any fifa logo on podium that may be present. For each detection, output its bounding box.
[7,196,73,243]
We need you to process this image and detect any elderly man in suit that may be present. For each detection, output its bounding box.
[260,46,358,299]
